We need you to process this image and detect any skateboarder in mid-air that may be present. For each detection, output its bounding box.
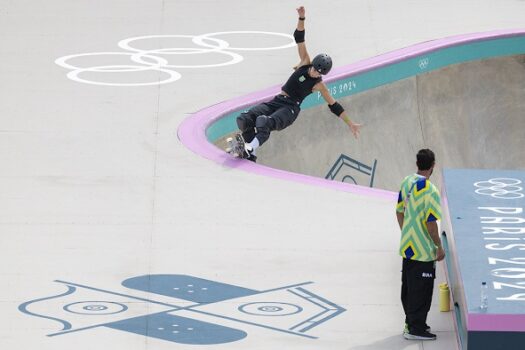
[226,6,362,161]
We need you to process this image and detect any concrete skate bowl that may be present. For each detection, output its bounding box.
[178,30,525,197]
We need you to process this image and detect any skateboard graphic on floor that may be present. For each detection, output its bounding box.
[19,274,346,345]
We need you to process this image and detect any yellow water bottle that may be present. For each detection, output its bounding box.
[439,283,450,312]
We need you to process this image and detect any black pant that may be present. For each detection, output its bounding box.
[236,94,301,146]
[401,258,436,334]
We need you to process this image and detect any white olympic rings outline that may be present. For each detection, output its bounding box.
[130,48,244,69]
[55,31,295,86]
[474,178,524,199]
[55,52,182,86]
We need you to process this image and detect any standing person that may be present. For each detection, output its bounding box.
[230,6,361,161]
[396,149,445,341]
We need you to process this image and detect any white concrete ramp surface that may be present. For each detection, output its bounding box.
[2,1,525,350]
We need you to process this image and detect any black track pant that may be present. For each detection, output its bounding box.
[401,258,436,334]
[236,94,301,146]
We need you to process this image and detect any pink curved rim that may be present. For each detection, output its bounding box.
[177,29,525,202]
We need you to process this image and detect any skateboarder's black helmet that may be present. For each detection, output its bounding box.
[312,53,332,75]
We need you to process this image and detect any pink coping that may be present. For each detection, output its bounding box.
[177,29,525,202]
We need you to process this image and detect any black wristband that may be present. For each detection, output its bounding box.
[329,102,345,116]
[299,17,305,20]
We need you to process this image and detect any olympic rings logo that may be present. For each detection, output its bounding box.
[55,31,296,86]
[418,57,430,70]
[474,178,524,199]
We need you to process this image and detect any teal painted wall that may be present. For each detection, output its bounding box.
[206,36,525,143]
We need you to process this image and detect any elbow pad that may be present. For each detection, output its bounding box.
[294,29,305,43]
[328,102,345,116]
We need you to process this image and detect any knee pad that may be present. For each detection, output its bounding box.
[255,115,270,129]
[236,114,254,131]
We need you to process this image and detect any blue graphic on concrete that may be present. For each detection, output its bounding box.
[18,285,76,331]
[19,274,345,345]
[239,302,303,316]
[107,312,247,344]
[122,274,258,303]
[325,154,377,187]
[64,301,128,315]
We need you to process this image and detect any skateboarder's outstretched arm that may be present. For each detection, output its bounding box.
[293,6,311,69]
[315,82,362,139]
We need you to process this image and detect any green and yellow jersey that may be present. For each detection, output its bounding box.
[397,174,442,262]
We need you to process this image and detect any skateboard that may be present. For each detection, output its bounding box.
[225,133,246,158]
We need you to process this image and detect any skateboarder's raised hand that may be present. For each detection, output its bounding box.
[297,6,305,18]
[293,7,308,70]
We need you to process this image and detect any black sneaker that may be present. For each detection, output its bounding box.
[403,331,436,341]
[403,323,431,334]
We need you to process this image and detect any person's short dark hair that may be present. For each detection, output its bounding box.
[417,149,435,171]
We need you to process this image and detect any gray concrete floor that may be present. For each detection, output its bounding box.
[2,1,525,349]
